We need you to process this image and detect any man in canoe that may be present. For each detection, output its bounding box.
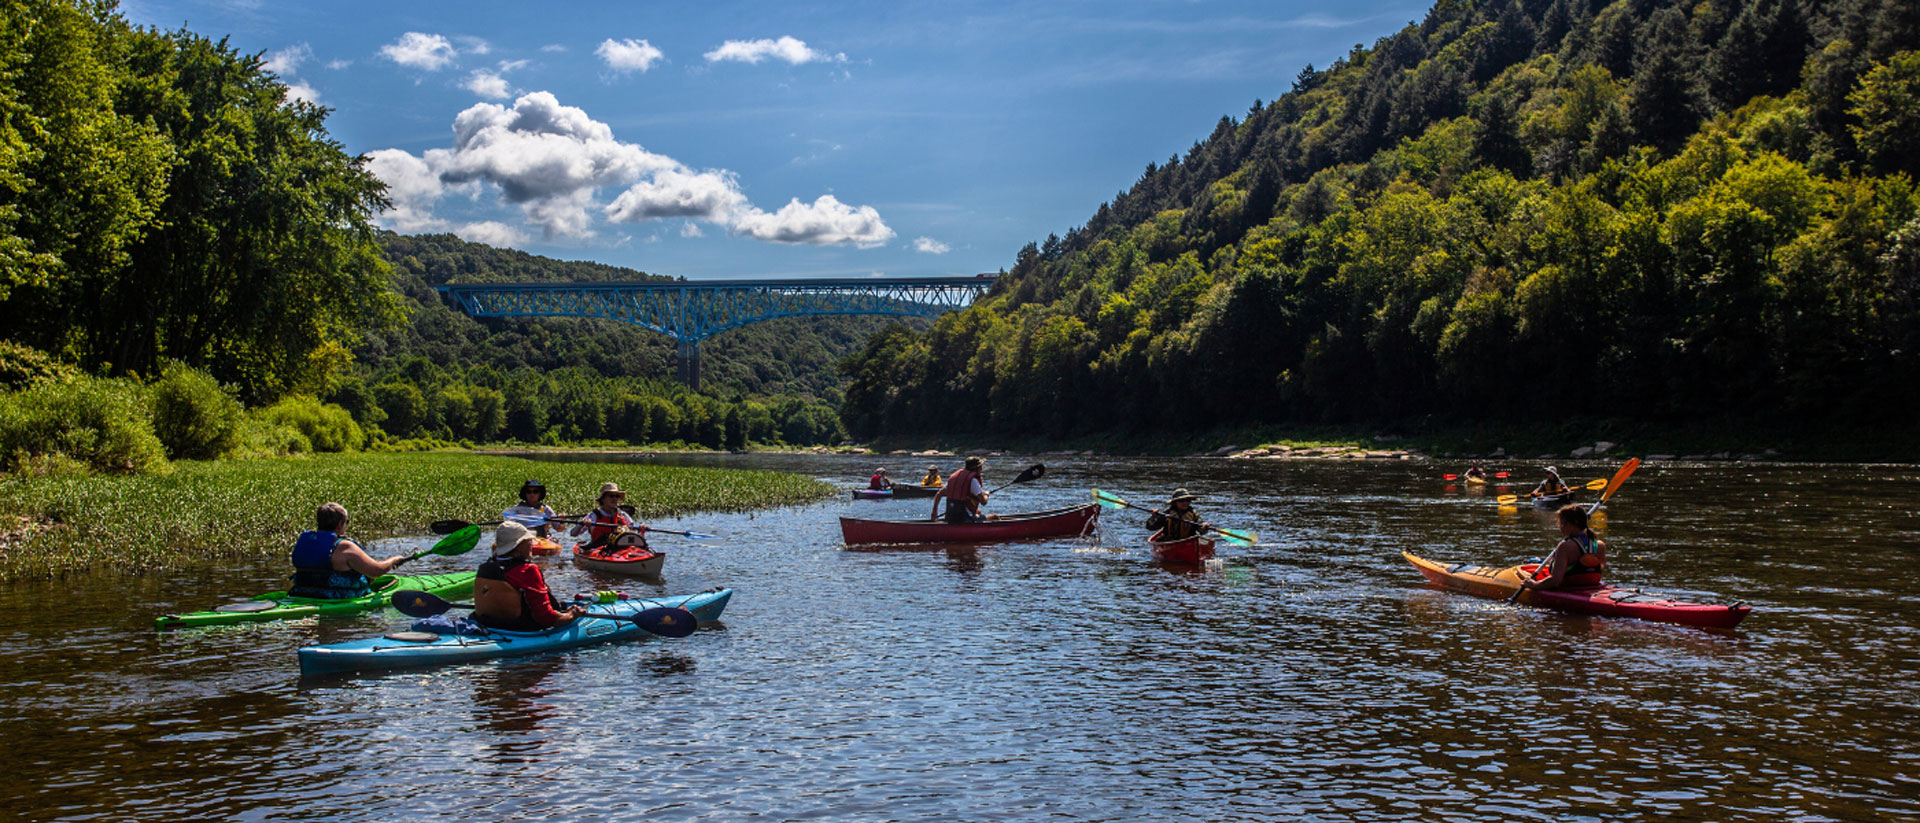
[1532,466,1569,499]
[1517,504,1607,593]
[868,468,894,491]
[506,479,558,537]
[288,503,410,600]
[474,520,585,631]
[919,464,943,487]
[932,456,990,523]
[571,482,638,551]
[1145,489,1210,541]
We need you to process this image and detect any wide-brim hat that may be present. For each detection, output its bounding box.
[964,456,984,470]
[927,464,940,471]
[1168,488,1199,503]
[1545,466,1559,475]
[875,468,888,474]
[598,482,627,500]
[494,520,533,555]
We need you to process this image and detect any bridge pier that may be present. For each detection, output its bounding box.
[676,339,702,391]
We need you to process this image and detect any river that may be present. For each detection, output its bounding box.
[0,453,1914,822]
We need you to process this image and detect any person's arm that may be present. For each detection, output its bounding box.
[1145,511,1167,530]
[336,541,402,577]
[506,565,580,627]
[970,477,987,505]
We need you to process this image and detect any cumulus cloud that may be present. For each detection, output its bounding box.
[381,32,458,71]
[540,44,568,53]
[912,236,951,254]
[366,91,891,245]
[455,221,529,247]
[263,43,310,75]
[463,70,510,99]
[454,36,492,56]
[703,36,845,65]
[284,81,321,105]
[597,38,664,72]
[325,59,352,70]
[680,222,704,238]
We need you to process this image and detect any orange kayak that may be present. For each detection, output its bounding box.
[1403,551,1750,630]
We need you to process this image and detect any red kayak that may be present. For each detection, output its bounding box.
[1149,534,1215,565]
[840,503,1100,545]
[573,534,665,576]
[1404,551,1750,630]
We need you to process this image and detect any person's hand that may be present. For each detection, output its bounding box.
[567,605,586,617]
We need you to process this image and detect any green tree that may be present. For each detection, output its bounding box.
[1848,51,1920,177]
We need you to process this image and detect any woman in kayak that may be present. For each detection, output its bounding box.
[1532,466,1569,499]
[289,503,410,600]
[932,456,989,524]
[506,479,558,537]
[570,482,638,551]
[474,520,586,631]
[919,465,943,487]
[1517,505,1607,593]
[1145,489,1210,540]
[868,468,894,490]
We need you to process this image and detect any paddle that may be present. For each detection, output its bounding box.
[1446,471,1508,480]
[1495,477,1608,506]
[987,464,1046,495]
[394,525,484,566]
[431,513,719,540]
[391,590,699,638]
[1505,459,1641,603]
[1090,489,1258,546]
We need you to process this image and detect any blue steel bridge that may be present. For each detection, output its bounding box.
[436,276,996,389]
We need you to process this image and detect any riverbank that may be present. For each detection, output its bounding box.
[0,453,834,582]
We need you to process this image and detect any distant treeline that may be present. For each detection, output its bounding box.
[843,0,1920,440]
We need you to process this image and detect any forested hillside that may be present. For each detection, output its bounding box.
[842,0,1920,443]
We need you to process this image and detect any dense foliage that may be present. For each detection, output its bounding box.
[843,0,1920,441]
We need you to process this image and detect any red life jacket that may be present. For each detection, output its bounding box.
[869,473,889,490]
[585,508,634,543]
[943,469,981,501]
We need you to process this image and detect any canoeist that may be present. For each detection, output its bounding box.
[868,468,894,491]
[570,482,636,550]
[1518,504,1607,593]
[1145,489,1210,540]
[932,456,989,524]
[288,503,408,600]
[920,465,942,487]
[505,479,557,536]
[1464,462,1487,481]
[1532,466,1569,498]
[474,520,585,631]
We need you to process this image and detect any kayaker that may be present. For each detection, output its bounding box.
[919,465,942,487]
[868,468,894,491]
[505,479,558,537]
[474,520,585,631]
[288,503,408,600]
[932,456,989,524]
[570,482,636,550]
[1518,504,1608,593]
[1145,489,1210,541]
[1532,466,1569,498]
[1464,462,1486,481]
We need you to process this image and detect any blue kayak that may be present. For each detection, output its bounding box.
[297,588,732,675]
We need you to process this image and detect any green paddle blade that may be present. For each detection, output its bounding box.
[1092,489,1127,507]
[428,525,483,557]
[1212,527,1257,546]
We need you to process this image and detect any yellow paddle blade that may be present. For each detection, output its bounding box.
[1496,494,1520,505]
[1584,478,1608,490]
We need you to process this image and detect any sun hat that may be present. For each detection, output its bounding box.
[1169,488,1199,503]
[519,479,546,499]
[965,456,984,470]
[598,482,627,501]
[494,520,534,556]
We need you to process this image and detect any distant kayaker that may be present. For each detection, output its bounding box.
[1464,462,1486,481]
[868,468,894,491]
[474,520,585,631]
[1518,505,1607,593]
[570,482,636,550]
[1532,466,1569,498]
[506,479,558,537]
[920,465,942,487]
[288,502,408,600]
[932,456,989,523]
[1145,489,1210,540]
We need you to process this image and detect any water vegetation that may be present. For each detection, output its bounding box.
[0,452,834,582]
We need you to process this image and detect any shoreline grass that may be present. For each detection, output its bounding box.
[0,453,834,583]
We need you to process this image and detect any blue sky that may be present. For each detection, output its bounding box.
[120,0,1421,280]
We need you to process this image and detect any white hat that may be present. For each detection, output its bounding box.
[494,520,534,555]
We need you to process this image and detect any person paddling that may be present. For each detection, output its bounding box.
[570,482,638,551]
[868,468,894,491]
[1532,466,1569,499]
[473,520,586,631]
[288,503,409,600]
[1145,489,1211,541]
[1517,505,1607,593]
[505,479,558,537]
[919,464,942,487]
[932,456,990,524]
[1464,462,1487,481]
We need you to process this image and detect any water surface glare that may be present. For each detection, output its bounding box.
[1,454,1915,821]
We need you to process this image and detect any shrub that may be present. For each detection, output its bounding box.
[257,395,365,453]
[233,415,313,458]
[150,362,245,460]
[0,375,168,473]
[0,341,81,391]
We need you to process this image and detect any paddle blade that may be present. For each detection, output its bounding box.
[1495,494,1520,505]
[1012,464,1046,484]
[429,519,469,535]
[393,590,455,618]
[1442,474,1458,480]
[1494,472,1510,478]
[1214,527,1257,546]
[1092,489,1128,509]
[631,606,699,638]
[428,525,483,557]
[1596,458,1641,503]
[1584,478,1608,490]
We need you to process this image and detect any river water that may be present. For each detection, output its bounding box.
[0,453,1914,822]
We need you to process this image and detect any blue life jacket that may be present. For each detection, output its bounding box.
[289,530,371,599]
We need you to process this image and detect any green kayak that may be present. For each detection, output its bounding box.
[155,571,478,629]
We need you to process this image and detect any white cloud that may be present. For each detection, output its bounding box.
[912,236,951,254]
[325,59,352,70]
[380,32,458,71]
[497,58,531,73]
[454,36,491,56]
[731,195,894,247]
[284,81,321,105]
[596,38,664,72]
[263,43,310,75]
[703,36,845,65]
[463,70,510,99]
[455,221,528,247]
[540,44,568,53]
[367,91,890,245]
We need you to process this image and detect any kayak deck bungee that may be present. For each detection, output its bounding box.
[1403,551,1750,630]
[1149,534,1215,565]
[839,503,1100,545]
[155,572,477,630]
[297,587,732,675]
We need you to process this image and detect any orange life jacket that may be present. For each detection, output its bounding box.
[943,469,981,502]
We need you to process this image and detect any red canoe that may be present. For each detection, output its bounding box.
[840,503,1100,545]
[1404,551,1750,630]
[1149,534,1215,565]
[573,534,665,576]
